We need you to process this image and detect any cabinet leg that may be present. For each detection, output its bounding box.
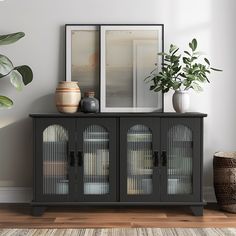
[190,206,203,216]
[31,206,46,216]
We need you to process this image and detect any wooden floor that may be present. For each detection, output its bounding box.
[0,204,236,228]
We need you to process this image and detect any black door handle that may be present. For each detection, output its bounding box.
[162,151,167,167]
[77,151,83,167]
[153,151,159,167]
[69,151,75,167]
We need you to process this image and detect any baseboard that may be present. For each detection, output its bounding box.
[203,186,216,203]
[0,187,32,203]
[0,187,216,203]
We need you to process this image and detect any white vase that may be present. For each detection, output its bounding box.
[172,90,190,113]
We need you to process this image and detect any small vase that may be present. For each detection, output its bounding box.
[172,90,190,113]
[55,81,81,113]
[81,91,99,113]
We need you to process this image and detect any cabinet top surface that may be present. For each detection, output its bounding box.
[29,112,207,118]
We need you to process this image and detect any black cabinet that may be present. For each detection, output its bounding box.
[31,113,206,216]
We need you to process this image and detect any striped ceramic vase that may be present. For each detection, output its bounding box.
[55,82,81,113]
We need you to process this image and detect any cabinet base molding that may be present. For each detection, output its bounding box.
[31,201,206,206]
[31,201,206,216]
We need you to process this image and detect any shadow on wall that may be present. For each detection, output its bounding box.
[29,94,57,113]
[0,118,33,187]
[0,93,57,187]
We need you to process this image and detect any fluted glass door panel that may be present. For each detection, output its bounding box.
[43,125,69,195]
[83,125,109,195]
[167,125,193,195]
[127,125,153,195]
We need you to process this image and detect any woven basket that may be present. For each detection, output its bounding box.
[213,152,236,213]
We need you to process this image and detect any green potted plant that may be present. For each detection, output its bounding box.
[145,38,222,113]
[0,32,33,108]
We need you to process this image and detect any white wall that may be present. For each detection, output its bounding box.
[0,0,235,198]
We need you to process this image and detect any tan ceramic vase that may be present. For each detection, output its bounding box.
[55,82,81,113]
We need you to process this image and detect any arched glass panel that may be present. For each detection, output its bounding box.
[127,125,153,195]
[83,125,109,195]
[167,125,193,195]
[43,125,69,195]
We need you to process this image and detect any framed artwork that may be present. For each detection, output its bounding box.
[65,24,100,97]
[100,24,164,113]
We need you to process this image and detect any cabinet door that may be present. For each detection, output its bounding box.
[76,118,117,202]
[120,118,160,202]
[161,118,201,202]
[35,118,76,202]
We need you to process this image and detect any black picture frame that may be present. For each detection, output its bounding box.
[65,24,101,99]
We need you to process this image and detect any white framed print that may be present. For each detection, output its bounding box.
[100,24,164,113]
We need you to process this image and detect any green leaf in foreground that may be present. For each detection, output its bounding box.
[9,70,23,91]
[0,31,33,109]
[15,65,33,85]
[0,54,14,77]
[0,32,25,46]
[0,95,13,108]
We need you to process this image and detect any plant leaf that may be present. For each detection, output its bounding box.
[184,51,191,56]
[0,95,13,108]
[192,38,197,51]
[163,87,170,93]
[204,58,210,65]
[0,54,14,77]
[158,52,168,56]
[173,66,181,74]
[9,70,23,91]
[154,87,162,92]
[169,44,178,53]
[150,85,156,90]
[144,75,151,81]
[149,67,158,75]
[189,42,193,51]
[172,48,179,55]
[15,65,33,85]
[183,57,190,64]
[191,56,198,62]
[197,75,207,82]
[191,82,203,92]
[173,81,181,90]
[0,32,25,46]
[192,67,200,73]
[210,67,223,72]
